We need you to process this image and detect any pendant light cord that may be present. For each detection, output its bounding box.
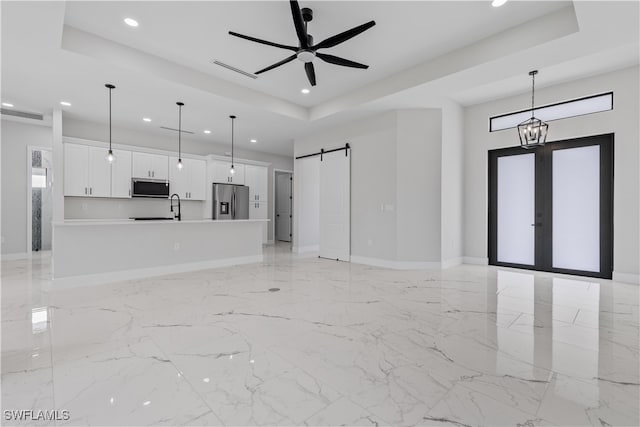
[530,71,536,119]
[178,104,182,159]
[108,87,112,151]
[231,117,234,167]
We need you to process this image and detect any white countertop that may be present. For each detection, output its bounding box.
[54,219,269,226]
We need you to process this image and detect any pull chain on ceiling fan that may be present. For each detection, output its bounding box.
[229,0,376,86]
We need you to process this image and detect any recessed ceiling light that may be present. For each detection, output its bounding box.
[2,102,14,107]
[60,101,71,107]
[492,0,508,7]
[301,88,310,94]
[204,130,211,134]
[143,117,152,122]
[124,18,139,27]
[250,139,257,143]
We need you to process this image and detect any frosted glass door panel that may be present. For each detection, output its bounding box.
[497,154,535,265]
[552,146,600,272]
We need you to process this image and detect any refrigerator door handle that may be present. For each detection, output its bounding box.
[232,191,236,219]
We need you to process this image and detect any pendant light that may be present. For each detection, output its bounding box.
[105,84,116,162]
[517,70,548,149]
[176,102,184,170]
[229,115,236,175]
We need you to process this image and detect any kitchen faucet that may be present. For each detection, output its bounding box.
[170,193,181,221]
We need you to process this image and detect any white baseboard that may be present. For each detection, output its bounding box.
[52,255,263,289]
[463,257,489,265]
[293,245,319,254]
[612,271,640,285]
[1,252,30,261]
[441,257,463,269]
[350,256,441,270]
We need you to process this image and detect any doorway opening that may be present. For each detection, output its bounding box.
[27,147,53,252]
[488,133,613,279]
[274,170,293,243]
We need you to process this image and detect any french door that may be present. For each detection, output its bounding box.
[489,134,613,279]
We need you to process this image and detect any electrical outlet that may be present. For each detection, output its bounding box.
[173,242,180,251]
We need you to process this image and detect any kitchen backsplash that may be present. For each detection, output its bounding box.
[64,197,207,220]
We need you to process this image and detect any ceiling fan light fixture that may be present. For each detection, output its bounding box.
[296,50,316,63]
[301,88,310,94]
[492,0,508,7]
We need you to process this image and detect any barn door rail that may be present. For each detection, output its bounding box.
[295,143,350,161]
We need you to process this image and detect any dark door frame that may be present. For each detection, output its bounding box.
[488,133,614,279]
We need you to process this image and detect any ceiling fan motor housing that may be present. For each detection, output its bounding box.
[301,7,313,22]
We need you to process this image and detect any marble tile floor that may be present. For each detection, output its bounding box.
[1,245,638,426]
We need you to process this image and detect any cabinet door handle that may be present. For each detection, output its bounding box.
[89,187,92,195]
[85,187,87,194]
[152,171,155,177]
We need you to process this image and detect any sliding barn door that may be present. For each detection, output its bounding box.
[319,149,351,261]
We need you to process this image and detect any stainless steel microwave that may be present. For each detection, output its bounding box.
[131,179,170,198]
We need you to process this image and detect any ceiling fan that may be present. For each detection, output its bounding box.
[229,0,376,86]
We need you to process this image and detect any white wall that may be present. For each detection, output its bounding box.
[463,66,639,280]
[294,112,398,260]
[292,156,320,253]
[441,100,465,266]
[63,117,293,241]
[1,119,53,256]
[396,109,442,263]
[293,109,458,267]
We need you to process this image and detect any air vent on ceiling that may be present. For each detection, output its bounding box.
[1,108,44,121]
[159,126,194,134]
[211,59,258,79]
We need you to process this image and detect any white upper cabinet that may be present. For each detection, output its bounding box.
[244,165,268,201]
[111,149,132,198]
[211,160,244,185]
[64,143,90,197]
[88,147,111,197]
[169,157,207,200]
[64,143,110,197]
[132,152,168,180]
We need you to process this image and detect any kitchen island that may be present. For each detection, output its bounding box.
[52,219,268,286]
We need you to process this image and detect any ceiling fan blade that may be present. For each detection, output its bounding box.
[313,20,376,50]
[304,62,316,86]
[316,53,369,69]
[229,31,298,52]
[255,55,297,75]
[290,0,309,49]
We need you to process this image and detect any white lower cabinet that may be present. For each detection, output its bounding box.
[249,201,269,243]
[169,157,207,200]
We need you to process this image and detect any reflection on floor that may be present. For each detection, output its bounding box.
[1,244,638,426]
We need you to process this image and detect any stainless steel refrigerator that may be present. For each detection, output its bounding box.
[212,184,249,220]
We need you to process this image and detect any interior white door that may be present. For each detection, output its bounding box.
[319,150,350,261]
[497,153,535,265]
[275,172,292,242]
[552,145,600,272]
